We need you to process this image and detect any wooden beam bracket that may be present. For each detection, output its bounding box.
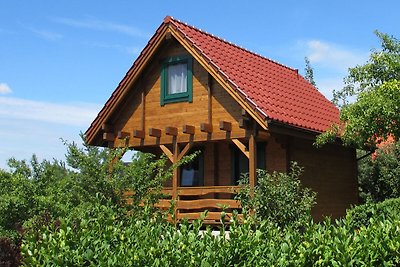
[103,132,115,142]
[149,128,162,138]
[232,139,249,159]
[219,121,232,132]
[160,145,174,163]
[239,118,249,129]
[133,129,145,139]
[165,126,178,136]
[117,131,130,139]
[200,123,212,133]
[183,125,195,135]
[178,143,192,161]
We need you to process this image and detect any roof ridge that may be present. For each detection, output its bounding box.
[166,16,298,74]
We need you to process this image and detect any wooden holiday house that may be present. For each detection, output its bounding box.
[85,16,358,222]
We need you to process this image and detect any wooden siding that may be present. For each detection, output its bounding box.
[266,134,288,173]
[107,39,247,148]
[289,137,358,221]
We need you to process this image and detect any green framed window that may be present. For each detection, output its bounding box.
[160,55,193,105]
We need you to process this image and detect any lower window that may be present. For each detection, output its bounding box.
[180,148,204,187]
[231,142,266,184]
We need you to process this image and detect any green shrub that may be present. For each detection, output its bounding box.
[358,141,400,203]
[21,202,400,266]
[346,197,400,230]
[236,162,316,228]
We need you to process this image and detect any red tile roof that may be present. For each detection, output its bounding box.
[166,16,339,133]
[86,16,339,144]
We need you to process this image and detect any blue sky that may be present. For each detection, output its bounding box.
[0,1,399,168]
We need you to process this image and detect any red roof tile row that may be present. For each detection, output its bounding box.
[167,16,339,133]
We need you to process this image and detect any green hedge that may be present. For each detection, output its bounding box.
[346,197,400,230]
[21,200,400,266]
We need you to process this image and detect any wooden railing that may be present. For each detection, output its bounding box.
[161,186,241,224]
[125,185,242,224]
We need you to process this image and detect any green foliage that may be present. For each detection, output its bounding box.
[21,198,400,266]
[357,142,400,203]
[304,56,317,87]
[346,197,400,230]
[340,80,400,148]
[0,138,178,239]
[0,166,35,235]
[318,31,400,148]
[236,162,316,228]
[2,135,400,265]
[333,31,400,108]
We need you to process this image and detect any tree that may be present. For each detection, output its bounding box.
[316,31,400,148]
[358,142,400,203]
[304,57,317,87]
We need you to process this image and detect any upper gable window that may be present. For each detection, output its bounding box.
[160,55,193,105]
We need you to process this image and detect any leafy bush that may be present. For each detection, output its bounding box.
[236,162,316,228]
[358,141,400,203]
[21,201,400,266]
[346,197,400,230]
[2,137,400,265]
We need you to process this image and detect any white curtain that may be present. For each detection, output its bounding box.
[168,63,187,94]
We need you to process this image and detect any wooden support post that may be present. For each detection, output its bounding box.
[183,125,195,135]
[249,133,257,189]
[172,139,179,224]
[200,123,212,133]
[149,128,162,138]
[108,148,125,176]
[219,121,232,132]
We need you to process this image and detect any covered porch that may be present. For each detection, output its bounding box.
[128,124,270,224]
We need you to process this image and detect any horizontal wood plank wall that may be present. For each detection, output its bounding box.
[289,138,358,221]
[203,143,215,186]
[266,135,288,173]
[218,142,232,186]
[109,39,247,148]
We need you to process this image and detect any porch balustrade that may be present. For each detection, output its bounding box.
[125,185,242,224]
